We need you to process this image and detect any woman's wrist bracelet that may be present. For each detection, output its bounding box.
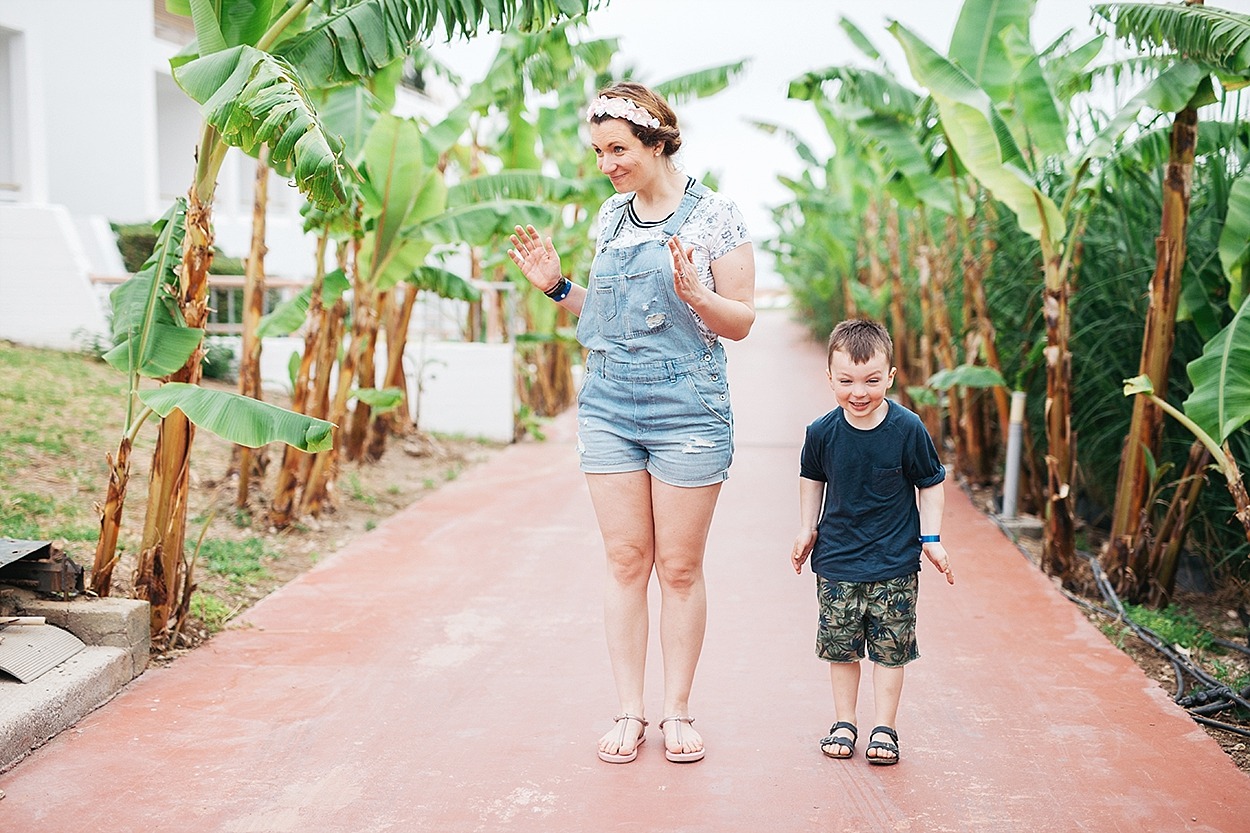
[544,277,572,302]
[919,534,941,543]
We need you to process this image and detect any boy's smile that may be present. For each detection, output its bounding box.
[828,348,896,429]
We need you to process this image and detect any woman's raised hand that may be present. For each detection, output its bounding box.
[508,225,563,293]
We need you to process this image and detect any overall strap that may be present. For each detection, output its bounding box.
[661,179,709,237]
[599,199,631,250]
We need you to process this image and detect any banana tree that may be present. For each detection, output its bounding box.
[130,0,590,638]
[1123,292,1250,555]
[1095,1,1250,599]
[90,199,334,604]
[889,0,1176,586]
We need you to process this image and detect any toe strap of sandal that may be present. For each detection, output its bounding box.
[658,716,694,730]
[866,725,899,755]
[820,721,858,748]
[614,714,648,727]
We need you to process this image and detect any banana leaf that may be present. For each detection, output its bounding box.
[1220,172,1250,310]
[928,365,1008,390]
[891,21,1064,246]
[407,266,481,302]
[1092,3,1250,75]
[140,382,335,451]
[105,198,203,379]
[256,268,352,338]
[1183,293,1250,444]
[655,61,750,105]
[351,386,405,414]
[447,170,586,206]
[415,199,558,246]
[173,45,346,208]
[1080,63,1210,163]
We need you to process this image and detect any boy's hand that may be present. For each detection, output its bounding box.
[923,542,954,585]
[791,528,816,574]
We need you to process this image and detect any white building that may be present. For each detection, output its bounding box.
[0,0,516,441]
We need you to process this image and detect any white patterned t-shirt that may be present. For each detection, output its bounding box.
[594,181,751,344]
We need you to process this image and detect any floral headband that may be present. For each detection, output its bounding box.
[585,96,661,129]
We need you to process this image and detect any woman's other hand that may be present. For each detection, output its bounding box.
[669,236,710,307]
[509,225,563,293]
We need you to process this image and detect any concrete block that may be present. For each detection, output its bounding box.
[0,646,130,772]
[6,591,149,679]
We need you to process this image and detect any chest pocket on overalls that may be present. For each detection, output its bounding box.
[593,265,674,340]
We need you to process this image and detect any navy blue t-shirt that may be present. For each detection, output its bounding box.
[799,401,946,582]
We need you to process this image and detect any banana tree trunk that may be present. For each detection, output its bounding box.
[89,437,131,596]
[302,240,363,516]
[135,186,214,638]
[931,220,966,475]
[1041,249,1076,585]
[269,235,329,529]
[366,284,418,461]
[913,226,941,443]
[236,149,271,508]
[344,288,383,462]
[1147,440,1209,607]
[1104,105,1197,599]
[885,206,913,407]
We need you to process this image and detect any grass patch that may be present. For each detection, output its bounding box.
[1124,603,1213,652]
[190,593,235,633]
[194,537,274,582]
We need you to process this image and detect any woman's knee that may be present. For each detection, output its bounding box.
[655,555,704,595]
[605,543,653,586]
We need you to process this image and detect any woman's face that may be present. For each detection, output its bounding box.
[589,119,662,193]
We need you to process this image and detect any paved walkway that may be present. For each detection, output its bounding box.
[3,309,1248,832]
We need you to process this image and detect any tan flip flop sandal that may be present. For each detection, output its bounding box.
[598,714,647,763]
[658,716,705,763]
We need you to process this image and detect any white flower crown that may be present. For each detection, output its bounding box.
[585,96,661,129]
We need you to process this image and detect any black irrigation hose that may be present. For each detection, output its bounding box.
[1075,552,1250,721]
[1191,714,1250,740]
[1212,636,1250,659]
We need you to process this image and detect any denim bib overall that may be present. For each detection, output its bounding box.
[574,180,734,487]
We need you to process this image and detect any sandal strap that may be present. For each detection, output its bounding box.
[869,725,897,742]
[820,734,855,750]
[827,721,857,739]
[614,713,648,727]
[658,715,695,729]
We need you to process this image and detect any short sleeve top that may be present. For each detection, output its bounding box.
[799,401,946,583]
[594,181,750,344]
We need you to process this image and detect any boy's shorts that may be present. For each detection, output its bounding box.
[815,573,920,667]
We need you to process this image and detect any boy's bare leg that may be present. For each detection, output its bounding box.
[868,663,905,761]
[827,661,861,754]
[651,478,722,756]
[586,472,656,757]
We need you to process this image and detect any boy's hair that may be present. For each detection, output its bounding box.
[827,319,894,367]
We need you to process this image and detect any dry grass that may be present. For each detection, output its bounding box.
[0,340,499,655]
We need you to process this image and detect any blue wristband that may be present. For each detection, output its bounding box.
[919,534,941,543]
[545,277,572,302]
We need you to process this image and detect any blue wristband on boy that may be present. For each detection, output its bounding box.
[919,534,941,543]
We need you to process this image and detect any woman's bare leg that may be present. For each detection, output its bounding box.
[585,471,655,756]
[651,478,722,755]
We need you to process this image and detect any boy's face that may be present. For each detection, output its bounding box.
[827,348,896,425]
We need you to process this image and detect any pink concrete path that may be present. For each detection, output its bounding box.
[3,310,1247,832]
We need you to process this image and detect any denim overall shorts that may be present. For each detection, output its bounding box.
[575,180,733,488]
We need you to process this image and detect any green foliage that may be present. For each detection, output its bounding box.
[1123,603,1213,651]
[196,537,273,581]
[190,593,235,633]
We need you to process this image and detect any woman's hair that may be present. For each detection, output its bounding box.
[590,81,682,157]
[827,319,894,367]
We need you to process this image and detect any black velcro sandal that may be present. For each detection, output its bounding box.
[865,725,899,765]
[819,721,858,759]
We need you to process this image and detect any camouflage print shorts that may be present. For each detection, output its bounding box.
[815,573,920,667]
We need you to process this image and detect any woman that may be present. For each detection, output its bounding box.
[508,81,755,764]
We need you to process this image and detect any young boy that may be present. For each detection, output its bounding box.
[791,319,954,765]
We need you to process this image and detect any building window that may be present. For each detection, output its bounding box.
[0,27,19,199]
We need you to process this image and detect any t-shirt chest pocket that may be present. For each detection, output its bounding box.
[868,466,905,498]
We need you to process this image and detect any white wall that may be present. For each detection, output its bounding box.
[0,203,108,349]
[0,0,158,221]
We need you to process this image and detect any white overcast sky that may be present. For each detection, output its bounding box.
[429,0,1250,283]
